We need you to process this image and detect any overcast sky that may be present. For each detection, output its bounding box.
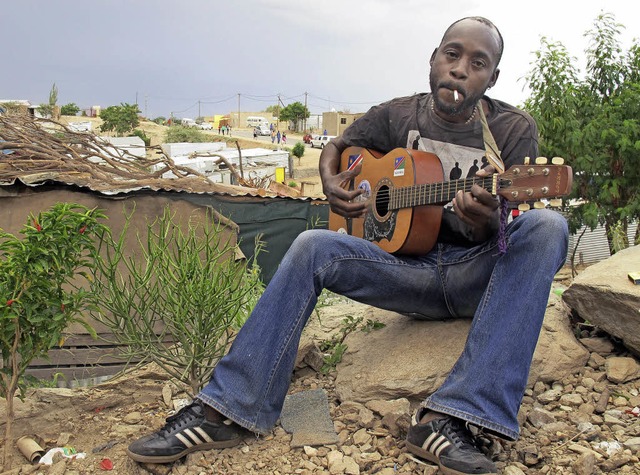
[3,0,639,120]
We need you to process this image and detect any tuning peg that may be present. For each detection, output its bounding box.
[552,157,565,165]
[533,201,546,209]
[524,157,530,165]
[549,198,563,207]
[518,203,531,212]
[535,157,548,165]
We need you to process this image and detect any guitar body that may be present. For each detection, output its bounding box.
[328,147,572,256]
[328,147,445,255]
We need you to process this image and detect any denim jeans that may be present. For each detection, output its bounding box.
[198,209,568,440]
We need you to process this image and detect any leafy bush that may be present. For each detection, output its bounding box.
[91,206,265,394]
[292,142,305,159]
[99,103,141,136]
[131,128,150,146]
[0,203,107,470]
[60,103,80,116]
[166,125,210,143]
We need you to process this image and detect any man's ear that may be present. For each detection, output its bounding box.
[429,48,438,66]
[488,68,500,89]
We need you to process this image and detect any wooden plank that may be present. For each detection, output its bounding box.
[25,364,130,382]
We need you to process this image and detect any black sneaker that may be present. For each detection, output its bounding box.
[127,400,250,464]
[405,410,497,475]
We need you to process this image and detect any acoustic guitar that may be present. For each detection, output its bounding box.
[328,147,573,255]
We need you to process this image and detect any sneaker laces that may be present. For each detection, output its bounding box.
[440,417,482,452]
[159,401,203,435]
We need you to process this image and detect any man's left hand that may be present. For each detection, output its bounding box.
[451,165,500,241]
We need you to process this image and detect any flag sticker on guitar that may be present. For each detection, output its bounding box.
[347,153,364,171]
[394,156,405,176]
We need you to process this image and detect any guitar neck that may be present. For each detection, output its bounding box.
[389,175,498,209]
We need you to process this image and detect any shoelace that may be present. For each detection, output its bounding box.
[440,418,480,451]
[160,402,202,435]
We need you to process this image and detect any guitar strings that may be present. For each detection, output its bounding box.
[374,176,494,208]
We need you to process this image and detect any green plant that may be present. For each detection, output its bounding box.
[166,125,209,143]
[131,128,150,146]
[60,103,80,116]
[318,315,385,374]
[0,203,106,470]
[524,12,640,252]
[292,142,305,162]
[91,206,265,395]
[288,181,298,188]
[278,102,310,132]
[99,103,141,136]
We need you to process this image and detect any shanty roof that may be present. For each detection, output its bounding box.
[0,114,314,200]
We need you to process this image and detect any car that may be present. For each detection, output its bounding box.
[181,118,197,127]
[254,125,271,136]
[197,122,213,130]
[310,135,336,149]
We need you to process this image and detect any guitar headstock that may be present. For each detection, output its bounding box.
[498,157,572,205]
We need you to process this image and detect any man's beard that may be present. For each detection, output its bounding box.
[429,71,482,117]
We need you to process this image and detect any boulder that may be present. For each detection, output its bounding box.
[562,246,640,355]
[331,292,588,403]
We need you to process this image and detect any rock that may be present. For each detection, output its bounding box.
[579,337,614,355]
[573,452,597,475]
[502,466,526,475]
[334,294,588,402]
[605,356,640,383]
[562,246,640,354]
[527,407,556,428]
[123,411,142,425]
[528,293,590,385]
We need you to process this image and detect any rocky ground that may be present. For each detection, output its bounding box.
[2,309,640,475]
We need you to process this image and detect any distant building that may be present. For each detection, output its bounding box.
[321,111,365,136]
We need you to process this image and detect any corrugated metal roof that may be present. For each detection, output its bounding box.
[0,114,319,201]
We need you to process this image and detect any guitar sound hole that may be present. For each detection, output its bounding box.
[375,185,390,217]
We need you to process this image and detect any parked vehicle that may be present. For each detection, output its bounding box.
[310,135,336,149]
[197,122,213,130]
[247,116,268,128]
[254,125,270,136]
[181,118,197,128]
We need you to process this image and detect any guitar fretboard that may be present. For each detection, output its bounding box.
[385,175,498,210]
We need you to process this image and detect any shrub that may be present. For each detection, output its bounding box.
[0,203,107,470]
[91,206,264,394]
[166,126,209,143]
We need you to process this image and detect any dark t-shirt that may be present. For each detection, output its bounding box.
[340,93,539,246]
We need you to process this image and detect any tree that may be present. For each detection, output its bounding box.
[278,102,310,132]
[36,83,59,118]
[264,105,278,114]
[99,103,141,136]
[60,103,80,116]
[524,13,640,252]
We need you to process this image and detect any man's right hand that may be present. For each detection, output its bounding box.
[322,164,367,218]
[319,138,368,218]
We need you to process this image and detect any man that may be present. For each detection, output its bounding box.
[127,17,568,475]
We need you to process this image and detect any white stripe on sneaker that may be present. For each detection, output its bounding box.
[175,427,213,448]
[175,432,194,448]
[194,427,214,442]
[421,432,451,458]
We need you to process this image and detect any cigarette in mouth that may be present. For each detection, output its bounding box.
[453,90,459,103]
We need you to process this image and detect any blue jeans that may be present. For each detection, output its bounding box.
[198,209,568,440]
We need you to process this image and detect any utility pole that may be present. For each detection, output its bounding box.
[276,93,281,129]
[198,100,201,118]
[144,94,148,118]
[304,91,308,132]
[237,93,241,128]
